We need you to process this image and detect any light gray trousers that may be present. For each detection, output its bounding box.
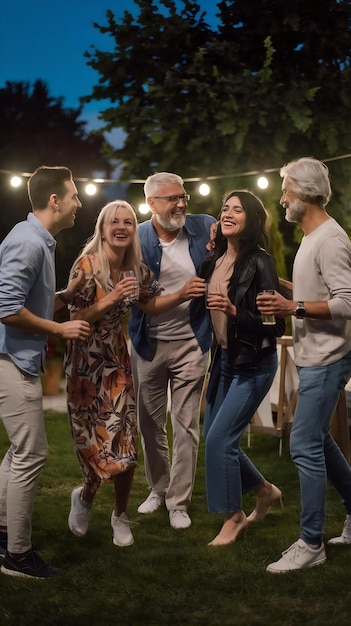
[131,338,209,511]
[0,356,47,554]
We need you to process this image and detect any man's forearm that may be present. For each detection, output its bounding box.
[1,308,60,336]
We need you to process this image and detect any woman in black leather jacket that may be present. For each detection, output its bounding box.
[200,189,285,546]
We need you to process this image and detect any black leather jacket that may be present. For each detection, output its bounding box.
[204,247,285,367]
[227,248,285,364]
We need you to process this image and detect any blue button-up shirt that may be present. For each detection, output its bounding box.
[129,213,216,361]
[0,212,56,375]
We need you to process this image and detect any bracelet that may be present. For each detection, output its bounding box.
[57,291,69,305]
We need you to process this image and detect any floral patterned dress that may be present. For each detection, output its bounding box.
[64,254,159,494]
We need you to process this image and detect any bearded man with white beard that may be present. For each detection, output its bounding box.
[129,172,215,530]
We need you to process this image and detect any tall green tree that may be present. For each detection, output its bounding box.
[0,79,111,178]
[0,80,113,288]
[82,0,351,275]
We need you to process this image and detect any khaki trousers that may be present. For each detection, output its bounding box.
[0,356,47,553]
[131,338,209,511]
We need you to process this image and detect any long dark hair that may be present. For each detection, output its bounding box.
[200,189,270,283]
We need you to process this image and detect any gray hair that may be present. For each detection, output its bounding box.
[143,172,184,200]
[280,157,332,207]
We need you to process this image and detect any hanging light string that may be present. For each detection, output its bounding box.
[1,152,350,185]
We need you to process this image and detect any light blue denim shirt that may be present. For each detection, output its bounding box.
[0,213,56,375]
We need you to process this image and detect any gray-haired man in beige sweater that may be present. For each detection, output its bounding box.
[257,157,351,573]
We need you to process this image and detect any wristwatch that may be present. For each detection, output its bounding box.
[295,301,306,319]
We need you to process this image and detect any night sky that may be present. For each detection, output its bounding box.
[0,0,217,141]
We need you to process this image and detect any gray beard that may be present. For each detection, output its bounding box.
[285,199,306,224]
[155,213,186,231]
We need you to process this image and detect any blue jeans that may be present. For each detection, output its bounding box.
[204,351,277,513]
[290,350,351,544]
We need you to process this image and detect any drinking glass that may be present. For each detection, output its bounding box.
[258,290,276,325]
[119,270,139,304]
[206,281,226,308]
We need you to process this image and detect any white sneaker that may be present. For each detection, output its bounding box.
[68,487,92,537]
[266,539,326,574]
[138,492,164,514]
[328,517,351,545]
[169,510,191,529]
[111,511,134,547]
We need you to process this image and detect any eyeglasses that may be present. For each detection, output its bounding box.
[153,194,190,203]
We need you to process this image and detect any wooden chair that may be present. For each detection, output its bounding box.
[247,336,298,455]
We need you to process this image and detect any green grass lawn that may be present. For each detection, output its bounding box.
[0,411,350,625]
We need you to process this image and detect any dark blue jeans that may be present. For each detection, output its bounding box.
[204,351,277,513]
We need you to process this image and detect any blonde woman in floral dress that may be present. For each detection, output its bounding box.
[64,200,206,547]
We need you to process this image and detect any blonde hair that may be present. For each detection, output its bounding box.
[72,200,142,291]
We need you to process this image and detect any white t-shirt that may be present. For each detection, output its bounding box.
[149,229,196,340]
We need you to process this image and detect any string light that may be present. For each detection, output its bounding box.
[10,175,23,188]
[1,152,350,190]
[85,183,97,196]
[199,183,211,196]
[138,203,151,215]
[257,176,269,190]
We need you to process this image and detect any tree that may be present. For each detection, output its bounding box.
[82,0,351,276]
[0,80,113,288]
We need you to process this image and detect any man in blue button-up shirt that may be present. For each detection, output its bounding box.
[129,172,215,530]
[0,165,90,579]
